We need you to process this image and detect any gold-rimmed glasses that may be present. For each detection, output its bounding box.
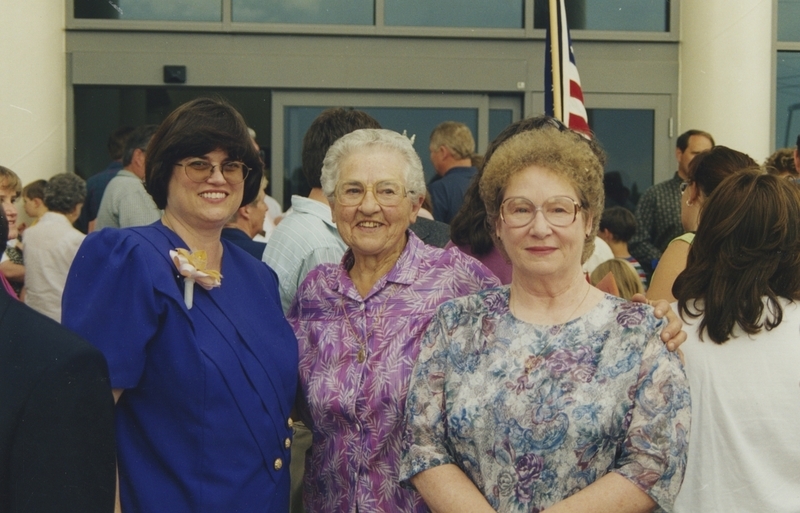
[179,159,250,185]
[335,180,409,207]
[500,196,583,228]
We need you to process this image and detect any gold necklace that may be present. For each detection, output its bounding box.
[342,283,402,364]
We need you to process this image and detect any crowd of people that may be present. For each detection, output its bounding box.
[1,97,799,513]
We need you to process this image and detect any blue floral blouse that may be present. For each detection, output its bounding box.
[400,288,690,513]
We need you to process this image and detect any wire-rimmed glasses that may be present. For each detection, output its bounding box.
[179,159,250,185]
[335,180,409,207]
[500,196,583,228]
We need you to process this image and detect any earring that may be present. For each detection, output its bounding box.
[686,199,693,207]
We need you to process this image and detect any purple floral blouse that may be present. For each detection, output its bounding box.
[400,288,691,513]
[288,232,500,513]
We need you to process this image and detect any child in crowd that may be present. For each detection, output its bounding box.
[590,258,645,300]
[20,179,48,233]
[597,206,648,289]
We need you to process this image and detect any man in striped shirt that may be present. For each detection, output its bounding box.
[264,108,381,313]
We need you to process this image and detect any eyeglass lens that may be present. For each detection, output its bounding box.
[336,181,406,207]
[501,196,579,227]
[183,160,249,184]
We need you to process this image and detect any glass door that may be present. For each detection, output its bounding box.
[271,92,521,208]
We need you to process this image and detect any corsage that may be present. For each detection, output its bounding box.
[170,248,222,309]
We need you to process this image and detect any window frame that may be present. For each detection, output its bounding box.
[66,0,679,42]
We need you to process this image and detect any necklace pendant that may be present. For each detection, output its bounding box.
[357,347,366,363]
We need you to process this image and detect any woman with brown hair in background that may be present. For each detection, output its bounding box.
[673,170,800,512]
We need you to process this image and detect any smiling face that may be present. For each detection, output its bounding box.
[496,166,590,282]
[332,146,421,265]
[166,148,244,232]
[0,187,19,240]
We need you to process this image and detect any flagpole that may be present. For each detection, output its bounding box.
[548,0,562,122]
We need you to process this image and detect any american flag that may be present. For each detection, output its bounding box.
[545,0,591,137]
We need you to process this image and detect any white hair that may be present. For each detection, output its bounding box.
[320,129,426,204]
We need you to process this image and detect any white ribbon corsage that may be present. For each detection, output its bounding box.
[170,248,222,309]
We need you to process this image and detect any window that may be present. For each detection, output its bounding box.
[778,0,800,42]
[74,0,221,21]
[776,52,800,149]
[384,0,523,28]
[533,0,669,32]
[232,0,373,25]
[282,106,479,203]
[588,108,655,208]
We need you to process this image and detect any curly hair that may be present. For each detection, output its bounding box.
[450,116,605,256]
[43,173,87,214]
[321,129,426,205]
[674,170,800,343]
[480,126,604,264]
[764,147,798,177]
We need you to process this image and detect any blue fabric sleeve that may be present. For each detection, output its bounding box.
[62,229,162,389]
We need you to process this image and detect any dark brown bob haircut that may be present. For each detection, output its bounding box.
[145,97,262,209]
[674,169,800,343]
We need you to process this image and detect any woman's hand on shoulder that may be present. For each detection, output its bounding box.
[630,293,686,352]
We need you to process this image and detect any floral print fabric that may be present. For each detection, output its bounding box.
[289,232,500,513]
[401,288,690,512]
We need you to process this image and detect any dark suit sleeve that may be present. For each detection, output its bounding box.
[9,346,116,513]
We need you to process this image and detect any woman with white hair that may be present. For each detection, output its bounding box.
[288,128,501,512]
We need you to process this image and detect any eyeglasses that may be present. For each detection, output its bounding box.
[680,181,690,193]
[500,196,582,228]
[179,159,250,185]
[335,180,408,207]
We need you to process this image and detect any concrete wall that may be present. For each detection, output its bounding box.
[0,1,67,187]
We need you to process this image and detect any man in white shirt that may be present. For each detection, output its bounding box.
[264,108,381,313]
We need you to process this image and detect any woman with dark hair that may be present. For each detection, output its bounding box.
[672,170,800,512]
[647,146,757,302]
[62,97,297,513]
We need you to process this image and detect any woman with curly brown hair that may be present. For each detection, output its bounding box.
[402,125,690,513]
